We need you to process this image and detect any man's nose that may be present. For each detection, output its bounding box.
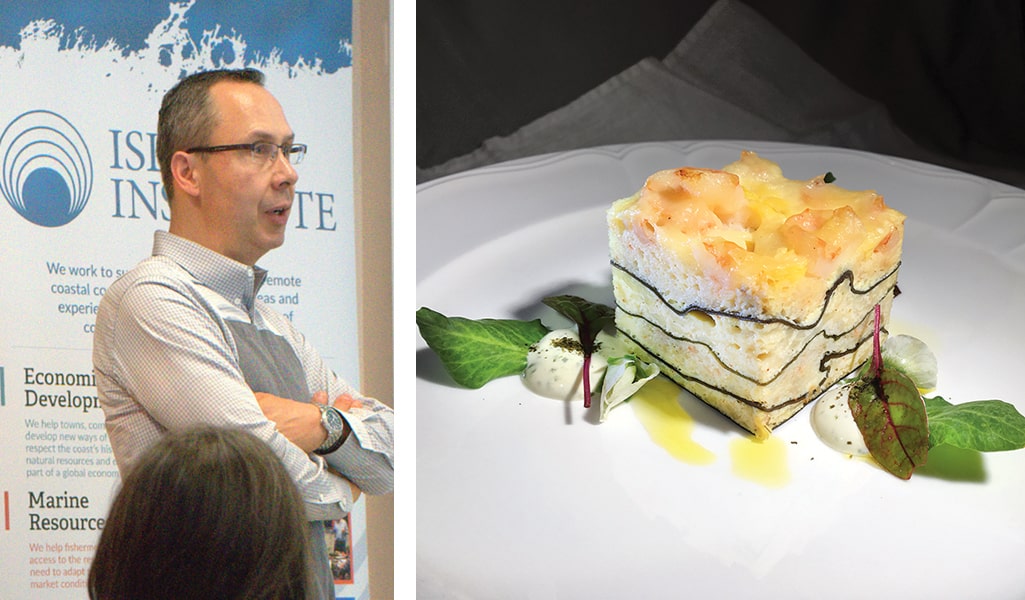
[273,150,299,185]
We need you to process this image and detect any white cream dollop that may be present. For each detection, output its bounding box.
[522,329,608,401]
[810,382,870,456]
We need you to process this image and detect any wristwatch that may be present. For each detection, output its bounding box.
[314,404,346,455]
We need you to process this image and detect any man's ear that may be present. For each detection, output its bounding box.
[170,151,201,198]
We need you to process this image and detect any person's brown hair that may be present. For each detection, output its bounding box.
[156,68,265,203]
[88,426,314,600]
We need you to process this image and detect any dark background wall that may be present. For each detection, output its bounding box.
[417,0,1025,184]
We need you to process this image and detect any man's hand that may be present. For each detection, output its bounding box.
[255,391,362,454]
[320,390,362,412]
[255,392,326,453]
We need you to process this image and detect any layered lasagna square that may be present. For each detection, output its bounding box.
[607,152,904,437]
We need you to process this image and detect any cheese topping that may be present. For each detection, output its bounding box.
[613,151,905,301]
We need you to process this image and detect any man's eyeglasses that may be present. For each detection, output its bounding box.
[185,142,307,165]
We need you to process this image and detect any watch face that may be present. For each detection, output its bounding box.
[316,405,345,455]
[323,406,343,437]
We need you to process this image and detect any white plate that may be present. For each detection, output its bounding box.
[416,141,1025,600]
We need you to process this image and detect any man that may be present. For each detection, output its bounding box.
[93,68,393,598]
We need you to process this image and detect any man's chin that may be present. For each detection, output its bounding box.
[266,234,286,253]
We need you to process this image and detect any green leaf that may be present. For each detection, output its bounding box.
[924,396,1025,452]
[416,307,549,388]
[849,366,930,479]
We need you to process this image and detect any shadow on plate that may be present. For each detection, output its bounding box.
[415,346,460,387]
[669,385,739,435]
[508,280,617,326]
[915,444,987,483]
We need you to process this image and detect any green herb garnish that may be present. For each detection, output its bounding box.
[924,396,1025,452]
[416,307,548,388]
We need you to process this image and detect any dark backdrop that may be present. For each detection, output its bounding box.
[418,0,1025,184]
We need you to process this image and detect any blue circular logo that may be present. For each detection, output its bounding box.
[1,110,93,227]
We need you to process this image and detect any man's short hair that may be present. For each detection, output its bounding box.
[156,68,265,203]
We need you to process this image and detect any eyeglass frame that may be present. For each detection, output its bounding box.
[184,141,308,165]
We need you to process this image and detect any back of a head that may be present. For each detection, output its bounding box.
[88,426,313,600]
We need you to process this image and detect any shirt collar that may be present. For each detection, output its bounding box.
[152,231,268,312]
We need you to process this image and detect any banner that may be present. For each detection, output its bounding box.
[0,2,368,598]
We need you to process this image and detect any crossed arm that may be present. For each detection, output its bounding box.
[96,276,393,518]
[254,390,363,502]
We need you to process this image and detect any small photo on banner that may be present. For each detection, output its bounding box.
[327,514,354,584]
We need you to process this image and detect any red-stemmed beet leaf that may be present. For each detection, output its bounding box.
[541,295,615,408]
[848,305,929,479]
